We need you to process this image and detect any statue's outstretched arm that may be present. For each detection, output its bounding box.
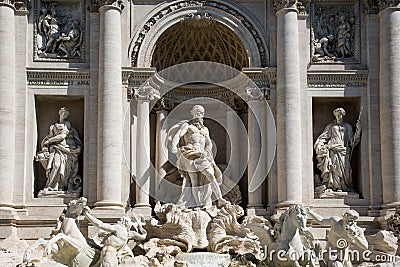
[83,208,115,233]
[308,209,331,226]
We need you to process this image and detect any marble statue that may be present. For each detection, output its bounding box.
[307,209,368,267]
[83,207,147,266]
[166,105,229,208]
[247,204,317,267]
[36,107,83,197]
[23,197,101,266]
[22,197,146,267]
[314,108,361,193]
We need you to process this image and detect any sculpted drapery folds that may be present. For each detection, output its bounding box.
[36,107,82,196]
[314,108,361,192]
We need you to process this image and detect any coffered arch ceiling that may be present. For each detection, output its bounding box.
[151,17,249,71]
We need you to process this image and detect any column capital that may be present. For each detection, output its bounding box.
[364,0,380,14]
[245,87,264,102]
[153,98,174,111]
[88,0,124,12]
[0,0,30,11]
[274,0,308,14]
[378,0,400,12]
[135,86,159,102]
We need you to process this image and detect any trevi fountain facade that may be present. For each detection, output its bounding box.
[0,0,400,266]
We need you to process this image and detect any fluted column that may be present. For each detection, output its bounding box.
[246,87,265,215]
[154,98,173,197]
[94,0,124,209]
[134,86,156,216]
[379,1,400,210]
[0,1,16,208]
[275,0,302,207]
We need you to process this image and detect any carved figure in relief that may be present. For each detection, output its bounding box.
[336,15,352,58]
[314,108,361,192]
[57,21,82,57]
[36,2,82,58]
[36,107,82,196]
[166,105,229,208]
[312,7,356,63]
[307,209,368,267]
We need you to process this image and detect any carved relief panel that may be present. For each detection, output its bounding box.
[34,0,86,62]
[310,0,361,64]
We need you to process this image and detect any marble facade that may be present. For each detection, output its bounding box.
[0,0,399,259]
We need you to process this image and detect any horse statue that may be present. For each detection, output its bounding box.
[23,197,100,266]
[246,204,317,267]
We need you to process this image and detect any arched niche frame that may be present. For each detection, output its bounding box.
[129,0,269,68]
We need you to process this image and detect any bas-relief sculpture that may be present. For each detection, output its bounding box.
[314,108,361,197]
[36,2,82,59]
[311,5,358,63]
[36,107,83,197]
[166,105,229,208]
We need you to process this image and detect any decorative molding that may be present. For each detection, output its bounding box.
[363,0,379,14]
[27,70,90,86]
[0,0,30,10]
[34,1,86,63]
[274,0,298,11]
[245,87,264,101]
[88,0,124,12]
[130,0,268,68]
[378,0,400,11]
[307,71,368,88]
[310,1,361,64]
[134,86,159,102]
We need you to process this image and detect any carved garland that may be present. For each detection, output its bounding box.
[130,0,268,68]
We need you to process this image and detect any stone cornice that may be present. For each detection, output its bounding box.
[307,71,368,88]
[88,0,124,12]
[378,0,400,11]
[27,69,90,86]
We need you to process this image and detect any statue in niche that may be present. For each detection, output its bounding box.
[36,107,83,197]
[36,2,82,58]
[307,209,368,267]
[312,6,357,63]
[166,105,229,209]
[314,108,361,194]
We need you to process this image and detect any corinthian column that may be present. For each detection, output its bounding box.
[246,87,266,215]
[274,0,302,207]
[0,1,16,208]
[134,86,157,217]
[94,0,124,209]
[379,1,400,210]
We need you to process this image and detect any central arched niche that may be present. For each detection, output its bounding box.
[151,15,249,71]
